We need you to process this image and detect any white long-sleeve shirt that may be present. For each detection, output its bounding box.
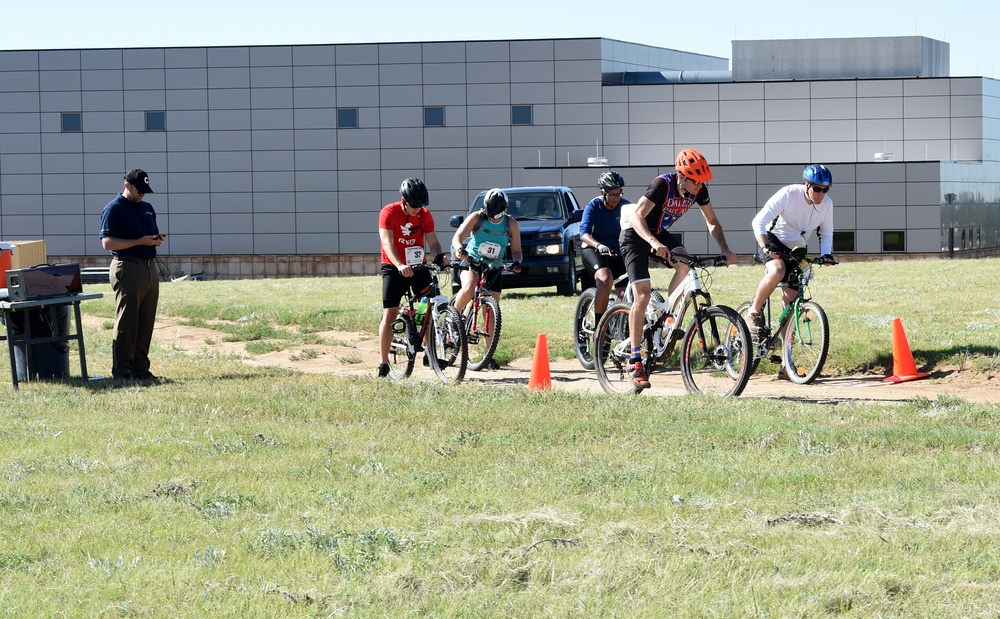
[752,184,834,255]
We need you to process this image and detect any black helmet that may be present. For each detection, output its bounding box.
[399,177,429,207]
[598,171,625,190]
[482,188,508,218]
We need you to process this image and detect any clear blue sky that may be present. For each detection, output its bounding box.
[3,0,997,79]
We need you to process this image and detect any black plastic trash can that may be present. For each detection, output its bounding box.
[5,306,71,381]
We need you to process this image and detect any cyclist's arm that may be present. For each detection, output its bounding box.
[697,201,735,264]
[817,204,835,257]
[379,227,412,276]
[631,196,669,259]
[579,204,598,248]
[424,231,448,266]
[508,218,523,271]
[451,213,479,257]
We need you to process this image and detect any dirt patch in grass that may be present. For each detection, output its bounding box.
[93,315,998,405]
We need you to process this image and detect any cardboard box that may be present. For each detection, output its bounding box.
[3,240,48,270]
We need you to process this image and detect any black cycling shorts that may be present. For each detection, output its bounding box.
[581,246,626,281]
[762,233,806,289]
[381,264,433,309]
[459,260,504,294]
[619,228,683,285]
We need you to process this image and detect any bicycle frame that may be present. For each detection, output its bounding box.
[593,253,752,397]
[642,255,716,362]
[398,268,450,355]
[454,257,510,371]
[755,259,819,354]
[739,253,835,384]
[388,262,468,384]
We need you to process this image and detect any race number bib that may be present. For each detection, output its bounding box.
[478,241,502,260]
[404,246,424,265]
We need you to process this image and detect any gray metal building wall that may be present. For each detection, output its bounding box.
[0,35,996,276]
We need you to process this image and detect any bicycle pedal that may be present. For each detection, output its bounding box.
[768,355,782,364]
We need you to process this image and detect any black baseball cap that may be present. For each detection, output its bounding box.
[124,169,154,194]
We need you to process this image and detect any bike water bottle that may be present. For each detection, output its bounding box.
[414,297,429,323]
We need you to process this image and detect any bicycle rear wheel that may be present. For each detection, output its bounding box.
[387,313,416,380]
[428,304,468,384]
[781,300,829,384]
[465,295,502,371]
[593,302,640,395]
[680,305,752,397]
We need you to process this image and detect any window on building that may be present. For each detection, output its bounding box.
[145,111,165,131]
[511,105,533,126]
[832,231,855,253]
[424,106,445,127]
[337,108,358,128]
[62,112,81,132]
[882,230,906,252]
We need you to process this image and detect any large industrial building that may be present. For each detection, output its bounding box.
[0,35,996,278]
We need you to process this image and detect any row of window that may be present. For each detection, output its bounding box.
[664,231,903,253]
[61,106,536,132]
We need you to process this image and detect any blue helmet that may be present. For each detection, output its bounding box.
[803,164,833,187]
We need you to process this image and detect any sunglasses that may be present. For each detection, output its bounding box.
[604,191,622,198]
[809,183,830,193]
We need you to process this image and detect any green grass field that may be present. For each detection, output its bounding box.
[0,258,998,617]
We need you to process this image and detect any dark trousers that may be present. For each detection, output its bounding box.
[110,257,159,377]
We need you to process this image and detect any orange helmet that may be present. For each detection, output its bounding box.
[675,149,713,183]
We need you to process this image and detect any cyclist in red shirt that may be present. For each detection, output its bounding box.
[377,178,448,377]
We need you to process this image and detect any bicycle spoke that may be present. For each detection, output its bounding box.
[680,306,752,397]
[428,304,467,384]
[387,314,416,380]
[781,300,829,384]
[465,296,501,371]
[594,303,639,395]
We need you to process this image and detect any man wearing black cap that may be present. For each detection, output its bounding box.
[99,169,164,381]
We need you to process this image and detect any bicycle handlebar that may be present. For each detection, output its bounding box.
[652,252,729,268]
[410,261,449,275]
[454,256,518,273]
[771,251,838,266]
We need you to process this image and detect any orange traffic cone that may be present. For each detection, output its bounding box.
[527,333,552,391]
[883,317,930,383]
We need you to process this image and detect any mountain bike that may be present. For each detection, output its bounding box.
[572,250,666,370]
[734,252,837,384]
[387,262,468,384]
[593,254,752,397]
[452,257,515,371]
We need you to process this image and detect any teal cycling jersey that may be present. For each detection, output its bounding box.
[466,214,511,269]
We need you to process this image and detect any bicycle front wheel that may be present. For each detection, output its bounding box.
[387,313,416,380]
[781,300,829,384]
[593,302,640,395]
[428,304,468,384]
[680,305,752,397]
[465,296,501,371]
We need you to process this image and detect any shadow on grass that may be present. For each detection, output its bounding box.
[868,344,999,376]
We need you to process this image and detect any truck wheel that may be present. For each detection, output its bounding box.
[556,249,578,296]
